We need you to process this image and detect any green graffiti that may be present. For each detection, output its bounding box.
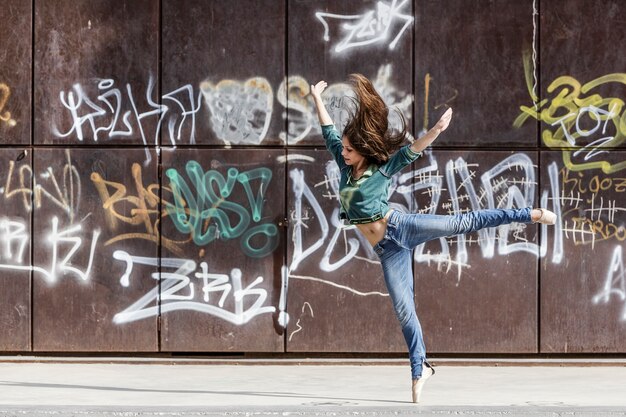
[238,168,272,222]
[242,224,279,258]
[165,161,277,258]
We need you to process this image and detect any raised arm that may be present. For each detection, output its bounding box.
[410,108,453,153]
[310,80,346,169]
[310,81,334,126]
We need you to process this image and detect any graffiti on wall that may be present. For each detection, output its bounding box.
[165,162,278,258]
[560,168,626,247]
[52,66,412,151]
[0,150,100,283]
[2,149,81,221]
[200,77,273,146]
[90,159,279,259]
[315,0,414,53]
[0,215,99,284]
[202,64,412,145]
[557,165,626,320]
[0,83,17,128]
[285,152,563,290]
[2,146,624,327]
[512,49,626,321]
[90,161,164,251]
[112,252,275,325]
[6,63,624,328]
[90,156,280,325]
[53,77,202,163]
[593,245,626,321]
[515,72,626,173]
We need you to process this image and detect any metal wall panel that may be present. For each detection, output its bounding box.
[540,151,626,352]
[537,0,626,352]
[159,148,285,352]
[32,148,158,351]
[0,0,31,145]
[415,0,536,148]
[287,0,414,146]
[34,0,159,145]
[0,148,32,350]
[285,149,407,353]
[412,150,539,353]
[162,0,285,146]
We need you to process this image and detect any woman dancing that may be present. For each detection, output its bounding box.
[310,74,556,403]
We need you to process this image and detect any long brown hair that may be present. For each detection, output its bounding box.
[342,73,408,165]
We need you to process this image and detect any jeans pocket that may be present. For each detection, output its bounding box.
[386,210,400,229]
[373,239,387,257]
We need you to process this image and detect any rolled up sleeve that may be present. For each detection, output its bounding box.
[380,145,421,176]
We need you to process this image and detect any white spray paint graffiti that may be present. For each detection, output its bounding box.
[53,67,412,148]
[0,216,100,283]
[286,152,565,289]
[410,153,540,280]
[544,162,564,263]
[289,167,330,273]
[44,216,100,283]
[550,103,620,163]
[593,245,626,321]
[288,301,314,342]
[315,0,414,53]
[200,77,273,145]
[53,77,202,163]
[281,152,579,333]
[112,251,275,325]
[0,217,29,264]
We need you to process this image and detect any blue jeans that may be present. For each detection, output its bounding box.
[373,207,532,379]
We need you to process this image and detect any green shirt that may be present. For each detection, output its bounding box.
[322,124,421,224]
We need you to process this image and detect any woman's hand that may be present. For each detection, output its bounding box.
[310,80,333,125]
[410,108,453,153]
[432,108,453,135]
[310,81,328,100]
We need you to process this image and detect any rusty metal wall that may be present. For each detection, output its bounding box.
[0,0,624,355]
[0,0,31,145]
[1,0,32,351]
[415,0,536,148]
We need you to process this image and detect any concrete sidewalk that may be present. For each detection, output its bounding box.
[0,358,625,416]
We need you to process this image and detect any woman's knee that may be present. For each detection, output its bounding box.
[394,304,417,328]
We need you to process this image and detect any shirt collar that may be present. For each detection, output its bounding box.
[347,164,377,186]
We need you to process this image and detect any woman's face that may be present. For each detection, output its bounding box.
[341,136,366,167]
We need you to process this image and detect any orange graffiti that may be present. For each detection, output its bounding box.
[0,83,17,127]
[91,163,191,256]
